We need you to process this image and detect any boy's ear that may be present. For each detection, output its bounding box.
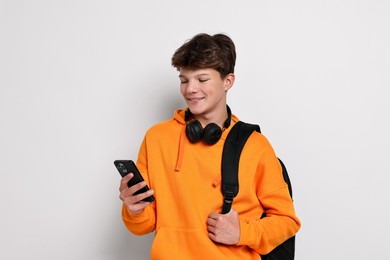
[224,73,235,91]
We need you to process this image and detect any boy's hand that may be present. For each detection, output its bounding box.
[119,173,154,214]
[207,209,240,245]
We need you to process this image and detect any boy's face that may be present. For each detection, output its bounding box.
[178,68,234,122]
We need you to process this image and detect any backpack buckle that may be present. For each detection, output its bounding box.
[221,190,234,214]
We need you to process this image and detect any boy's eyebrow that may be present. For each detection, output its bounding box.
[179,73,210,78]
[196,73,210,77]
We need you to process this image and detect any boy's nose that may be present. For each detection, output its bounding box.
[186,80,198,93]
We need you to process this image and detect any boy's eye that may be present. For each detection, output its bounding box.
[199,79,209,83]
[180,80,188,84]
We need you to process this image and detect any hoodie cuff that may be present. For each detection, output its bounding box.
[237,218,262,247]
[122,204,150,223]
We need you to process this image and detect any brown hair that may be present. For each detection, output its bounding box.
[171,33,236,78]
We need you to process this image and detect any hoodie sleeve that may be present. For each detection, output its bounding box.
[122,203,156,235]
[236,137,301,254]
[121,136,156,235]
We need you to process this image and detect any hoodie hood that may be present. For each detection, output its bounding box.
[173,109,187,171]
[173,109,187,125]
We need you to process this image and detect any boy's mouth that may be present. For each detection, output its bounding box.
[187,97,205,102]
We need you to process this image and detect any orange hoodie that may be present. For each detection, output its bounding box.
[122,109,300,259]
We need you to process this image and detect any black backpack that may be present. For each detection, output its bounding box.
[221,121,295,260]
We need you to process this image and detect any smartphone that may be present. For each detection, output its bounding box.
[114,160,155,202]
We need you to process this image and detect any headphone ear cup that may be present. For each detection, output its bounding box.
[186,120,203,143]
[203,123,222,145]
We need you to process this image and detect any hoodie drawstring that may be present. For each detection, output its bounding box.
[175,125,186,172]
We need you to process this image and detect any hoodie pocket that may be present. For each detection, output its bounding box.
[151,226,223,260]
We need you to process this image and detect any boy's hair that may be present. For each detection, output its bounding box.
[171,33,236,78]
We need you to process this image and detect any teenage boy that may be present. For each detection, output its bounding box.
[119,33,300,259]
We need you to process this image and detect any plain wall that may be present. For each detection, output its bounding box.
[1,0,389,259]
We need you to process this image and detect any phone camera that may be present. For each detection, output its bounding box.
[117,163,127,174]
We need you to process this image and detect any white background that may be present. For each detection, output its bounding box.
[1,0,389,259]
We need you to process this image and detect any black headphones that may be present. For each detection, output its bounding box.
[185,105,232,145]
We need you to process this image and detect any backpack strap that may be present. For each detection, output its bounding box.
[279,158,293,198]
[221,121,260,214]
